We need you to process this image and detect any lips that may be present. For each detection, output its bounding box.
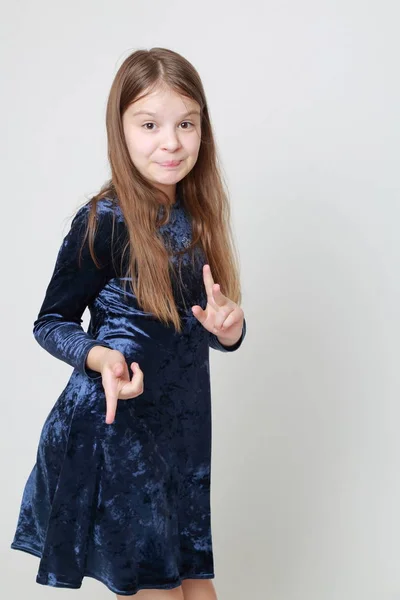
[159,160,182,167]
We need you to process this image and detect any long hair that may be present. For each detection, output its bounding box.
[80,47,243,333]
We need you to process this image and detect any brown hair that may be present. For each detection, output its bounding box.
[80,47,243,333]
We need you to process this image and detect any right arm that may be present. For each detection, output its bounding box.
[32,201,118,380]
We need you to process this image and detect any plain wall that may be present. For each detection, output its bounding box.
[1,1,400,599]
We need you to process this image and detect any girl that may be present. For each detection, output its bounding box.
[10,47,247,599]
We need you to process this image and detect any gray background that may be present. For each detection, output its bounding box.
[2,1,399,599]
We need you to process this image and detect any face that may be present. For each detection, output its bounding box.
[122,86,202,202]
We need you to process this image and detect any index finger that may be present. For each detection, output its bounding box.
[105,390,118,424]
[102,374,119,424]
[203,264,216,299]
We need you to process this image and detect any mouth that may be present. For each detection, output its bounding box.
[158,160,183,167]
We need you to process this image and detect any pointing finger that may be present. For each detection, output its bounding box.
[203,264,216,300]
[105,391,118,425]
[103,362,123,424]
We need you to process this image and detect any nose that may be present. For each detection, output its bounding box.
[160,127,181,151]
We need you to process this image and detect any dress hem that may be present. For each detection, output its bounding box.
[10,541,215,596]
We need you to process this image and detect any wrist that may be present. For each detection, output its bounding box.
[86,345,117,374]
[216,327,243,347]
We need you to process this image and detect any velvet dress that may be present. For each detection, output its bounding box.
[10,185,247,596]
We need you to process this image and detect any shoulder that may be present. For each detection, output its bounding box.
[73,196,125,226]
[67,197,127,264]
[70,197,126,247]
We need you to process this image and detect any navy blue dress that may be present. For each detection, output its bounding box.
[10,185,247,596]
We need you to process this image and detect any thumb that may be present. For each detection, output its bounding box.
[130,362,138,380]
[192,305,207,324]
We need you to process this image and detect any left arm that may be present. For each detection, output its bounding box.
[192,264,247,353]
[209,316,247,352]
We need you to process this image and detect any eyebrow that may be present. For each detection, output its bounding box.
[132,109,201,118]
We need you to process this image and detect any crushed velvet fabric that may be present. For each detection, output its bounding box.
[10,185,247,596]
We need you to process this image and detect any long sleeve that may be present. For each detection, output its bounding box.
[208,316,247,352]
[33,201,118,379]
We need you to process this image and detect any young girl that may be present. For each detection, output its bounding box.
[10,47,247,599]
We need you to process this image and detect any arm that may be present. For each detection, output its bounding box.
[32,201,118,379]
[209,316,247,352]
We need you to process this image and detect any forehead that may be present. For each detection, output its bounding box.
[130,87,200,116]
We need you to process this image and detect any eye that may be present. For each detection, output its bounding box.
[180,121,194,129]
[141,121,195,131]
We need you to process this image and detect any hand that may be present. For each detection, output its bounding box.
[100,350,144,425]
[191,264,244,345]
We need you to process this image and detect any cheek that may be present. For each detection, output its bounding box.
[126,134,155,160]
[188,133,201,152]
[187,138,201,160]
